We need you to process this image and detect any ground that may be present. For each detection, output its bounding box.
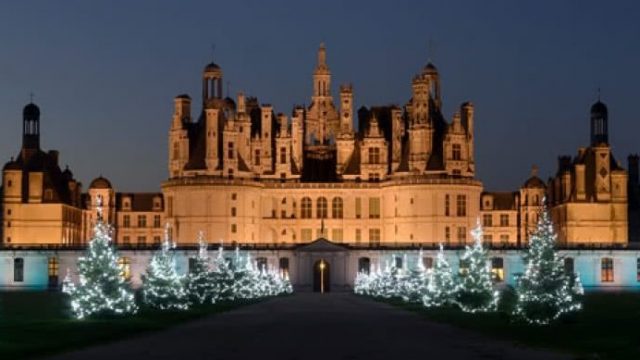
[45,293,566,360]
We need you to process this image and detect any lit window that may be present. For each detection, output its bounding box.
[332,197,343,218]
[491,257,504,282]
[279,257,289,278]
[48,257,59,278]
[601,258,614,283]
[369,197,380,219]
[482,214,492,227]
[301,197,312,219]
[118,257,132,281]
[316,197,328,219]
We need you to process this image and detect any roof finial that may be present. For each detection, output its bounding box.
[427,38,436,63]
[29,92,34,103]
[597,86,601,102]
[531,164,539,177]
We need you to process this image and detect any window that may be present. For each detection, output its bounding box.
[153,236,161,244]
[7,180,12,187]
[500,214,509,227]
[482,214,492,227]
[331,228,343,242]
[445,226,451,243]
[316,197,328,219]
[44,189,53,201]
[358,257,371,274]
[452,143,461,160]
[491,257,504,282]
[456,195,466,216]
[483,234,493,242]
[332,197,343,218]
[500,234,509,243]
[14,258,24,282]
[459,259,469,275]
[369,197,380,219]
[137,236,146,246]
[173,141,179,159]
[254,149,261,166]
[231,207,237,217]
[457,226,467,243]
[369,228,381,245]
[279,257,290,278]
[231,193,237,201]
[301,229,313,242]
[355,229,362,244]
[118,257,131,281]
[231,224,237,233]
[368,147,381,164]
[564,257,575,274]
[256,257,268,272]
[227,142,234,159]
[355,197,362,218]
[280,147,287,164]
[395,256,403,269]
[445,195,450,216]
[123,215,131,228]
[301,197,312,219]
[123,236,130,245]
[137,215,146,228]
[423,257,434,269]
[48,257,59,277]
[601,258,614,283]
[153,215,161,228]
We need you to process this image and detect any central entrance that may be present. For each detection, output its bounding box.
[313,259,330,293]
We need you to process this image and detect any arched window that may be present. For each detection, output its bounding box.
[301,197,312,219]
[317,197,328,219]
[332,197,343,218]
[358,257,371,274]
[172,142,179,159]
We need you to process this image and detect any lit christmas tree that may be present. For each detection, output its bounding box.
[398,250,429,303]
[231,249,261,300]
[141,224,189,310]
[455,221,500,313]
[513,203,583,325]
[210,245,236,301]
[62,196,137,319]
[423,244,457,307]
[353,270,371,295]
[184,231,216,306]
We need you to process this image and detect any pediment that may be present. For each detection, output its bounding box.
[295,238,349,252]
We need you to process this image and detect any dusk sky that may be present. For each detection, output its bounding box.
[1,0,639,192]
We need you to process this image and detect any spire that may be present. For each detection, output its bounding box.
[317,42,326,68]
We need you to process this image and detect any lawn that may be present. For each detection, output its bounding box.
[379,291,640,360]
[0,291,257,359]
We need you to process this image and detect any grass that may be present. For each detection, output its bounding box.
[377,291,640,360]
[0,291,259,359]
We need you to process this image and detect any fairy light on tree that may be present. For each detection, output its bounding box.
[398,249,429,303]
[62,195,138,319]
[423,244,457,307]
[455,220,500,313]
[141,223,189,310]
[513,201,583,325]
[184,231,216,306]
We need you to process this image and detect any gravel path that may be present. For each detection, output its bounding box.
[48,293,570,360]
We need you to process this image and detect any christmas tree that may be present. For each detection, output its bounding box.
[62,196,137,319]
[423,244,457,307]
[210,245,236,301]
[184,232,216,306]
[455,221,500,313]
[231,250,261,300]
[398,250,429,303]
[353,270,371,295]
[141,224,189,310]
[513,203,583,325]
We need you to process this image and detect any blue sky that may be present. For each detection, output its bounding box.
[1,0,639,191]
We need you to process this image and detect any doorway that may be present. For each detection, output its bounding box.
[313,259,330,293]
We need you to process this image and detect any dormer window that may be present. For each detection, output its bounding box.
[123,199,131,210]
